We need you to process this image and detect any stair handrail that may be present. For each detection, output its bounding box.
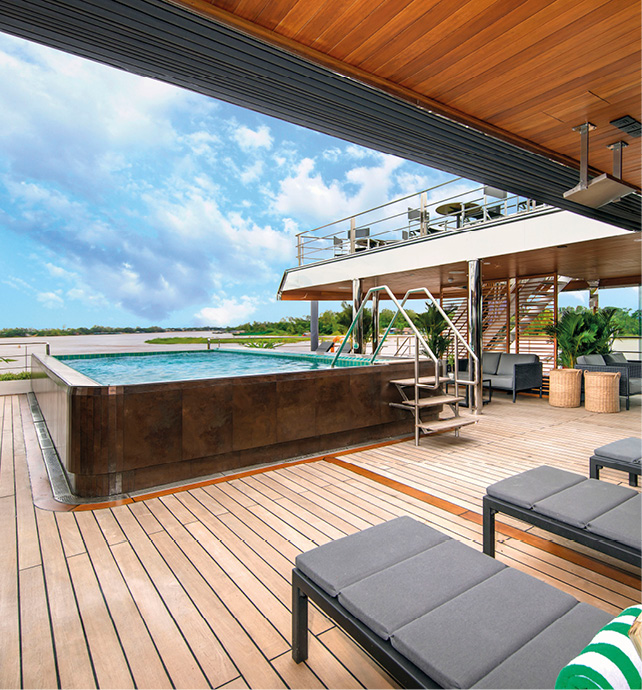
[398,287,481,396]
[331,285,441,387]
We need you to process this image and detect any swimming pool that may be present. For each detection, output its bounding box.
[58,348,368,385]
[32,350,428,498]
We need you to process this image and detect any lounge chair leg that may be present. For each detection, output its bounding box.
[292,579,309,662]
[512,389,517,403]
[482,498,496,557]
[539,385,543,398]
[626,397,630,411]
[630,474,639,487]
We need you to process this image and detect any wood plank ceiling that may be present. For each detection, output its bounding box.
[175,0,641,191]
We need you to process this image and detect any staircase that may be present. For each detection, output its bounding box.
[389,374,477,444]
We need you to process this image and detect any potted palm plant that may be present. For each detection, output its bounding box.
[544,307,622,407]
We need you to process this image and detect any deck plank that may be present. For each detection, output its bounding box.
[67,552,135,689]
[19,565,57,689]
[74,510,172,688]
[36,508,97,689]
[0,494,21,689]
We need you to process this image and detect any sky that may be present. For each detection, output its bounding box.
[0,33,639,330]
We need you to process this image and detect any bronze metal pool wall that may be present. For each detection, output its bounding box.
[31,354,434,498]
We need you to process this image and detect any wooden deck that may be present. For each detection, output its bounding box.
[0,392,640,689]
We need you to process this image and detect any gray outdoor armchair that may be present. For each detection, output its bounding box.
[575,354,641,410]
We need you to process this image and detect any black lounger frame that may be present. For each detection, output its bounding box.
[483,495,642,567]
[590,454,640,487]
[291,567,440,689]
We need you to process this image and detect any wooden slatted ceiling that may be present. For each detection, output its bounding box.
[176,0,641,190]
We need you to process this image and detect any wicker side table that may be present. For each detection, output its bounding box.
[548,368,582,408]
[584,371,621,413]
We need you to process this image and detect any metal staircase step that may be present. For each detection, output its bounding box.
[390,376,476,387]
[391,394,466,409]
[417,417,477,433]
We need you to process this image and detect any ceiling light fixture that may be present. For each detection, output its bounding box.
[563,123,638,208]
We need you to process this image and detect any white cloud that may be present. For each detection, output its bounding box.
[195,296,257,326]
[272,154,404,224]
[232,124,273,152]
[37,291,64,308]
[240,160,264,184]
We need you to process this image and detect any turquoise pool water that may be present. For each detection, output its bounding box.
[58,348,368,385]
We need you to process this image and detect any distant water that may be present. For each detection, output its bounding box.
[62,350,332,385]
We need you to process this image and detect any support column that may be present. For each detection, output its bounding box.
[468,259,483,415]
[310,301,319,351]
[352,278,364,354]
[372,291,380,353]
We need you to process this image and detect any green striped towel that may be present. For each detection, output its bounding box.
[556,605,642,689]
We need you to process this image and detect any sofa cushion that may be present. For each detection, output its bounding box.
[338,539,506,639]
[532,479,637,529]
[391,568,577,689]
[473,603,612,689]
[482,351,501,375]
[629,378,642,395]
[577,354,606,365]
[594,437,642,463]
[496,353,538,375]
[487,465,586,509]
[604,352,628,364]
[295,516,450,597]
[586,494,641,549]
[485,374,515,390]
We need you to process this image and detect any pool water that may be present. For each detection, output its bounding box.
[59,349,354,385]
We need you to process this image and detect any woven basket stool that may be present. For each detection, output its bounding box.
[584,370,621,413]
[548,368,582,408]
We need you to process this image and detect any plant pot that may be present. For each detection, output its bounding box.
[548,368,582,408]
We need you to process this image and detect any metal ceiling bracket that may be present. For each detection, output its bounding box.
[607,141,628,180]
[572,122,597,189]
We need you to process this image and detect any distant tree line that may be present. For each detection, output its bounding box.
[0,325,214,338]
[2,305,638,340]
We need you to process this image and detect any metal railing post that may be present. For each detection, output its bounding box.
[349,217,356,254]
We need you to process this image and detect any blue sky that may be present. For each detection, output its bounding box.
[0,34,638,329]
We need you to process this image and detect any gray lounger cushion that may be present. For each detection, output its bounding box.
[594,437,642,463]
[338,539,506,639]
[485,374,514,390]
[391,568,577,689]
[473,603,613,689]
[586,494,641,549]
[295,516,449,596]
[532,479,638,529]
[487,465,585,509]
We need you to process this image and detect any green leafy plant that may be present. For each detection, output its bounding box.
[243,339,286,349]
[415,303,455,359]
[544,307,623,368]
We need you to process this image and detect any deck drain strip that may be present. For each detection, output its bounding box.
[325,456,640,591]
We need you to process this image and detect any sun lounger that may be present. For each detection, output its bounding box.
[590,437,641,487]
[291,516,617,689]
[483,466,641,567]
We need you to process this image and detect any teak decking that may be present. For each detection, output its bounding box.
[1,392,640,689]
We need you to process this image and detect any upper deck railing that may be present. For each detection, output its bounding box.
[295,180,549,266]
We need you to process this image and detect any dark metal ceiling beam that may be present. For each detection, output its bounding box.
[0,0,640,231]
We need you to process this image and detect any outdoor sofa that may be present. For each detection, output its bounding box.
[590,437,641,487]
[483,466,641,567]
[292,516,624,689]
[458,352,543,402]
[575,353,642,410]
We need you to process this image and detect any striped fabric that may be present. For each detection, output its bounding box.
[556,605,642,689]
